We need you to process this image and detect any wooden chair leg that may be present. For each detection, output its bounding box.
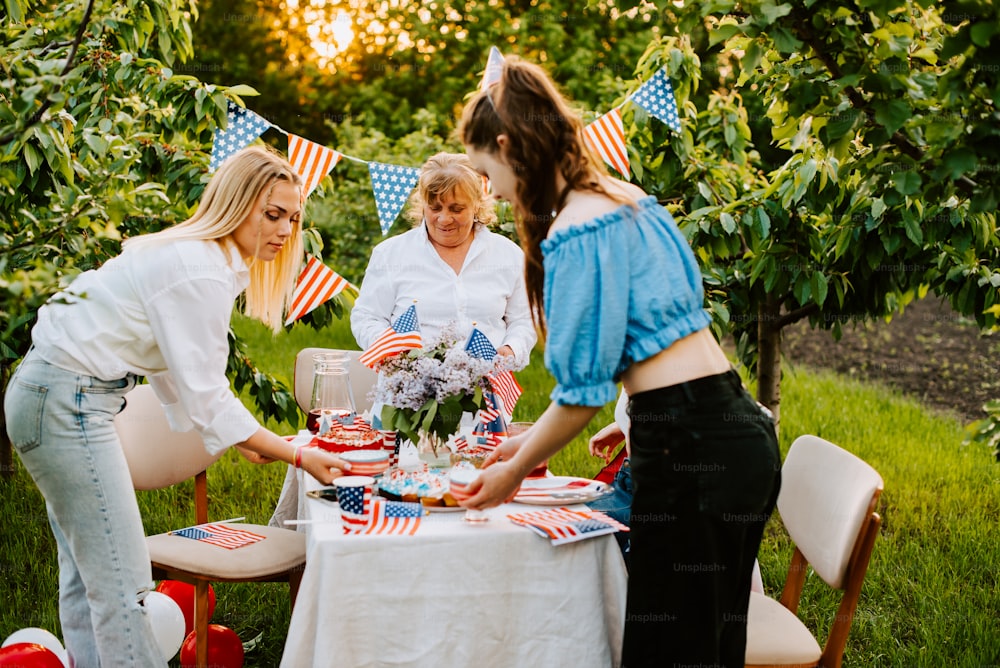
[195,580,210,668]
[289,564,304,610]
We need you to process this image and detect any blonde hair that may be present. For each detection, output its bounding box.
[404,152,497,228]
[123,145,304,332]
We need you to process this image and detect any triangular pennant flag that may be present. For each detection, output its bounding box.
[481,46,504,90]
[285,255,355,325]
[368,162,420,235]
[209,101,272,171]
[288,134,342,198]
[583,108,630,179]
[630,67,682,133]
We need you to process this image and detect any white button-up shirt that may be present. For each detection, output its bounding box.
[351,224,537,368]
[31,238,259,454]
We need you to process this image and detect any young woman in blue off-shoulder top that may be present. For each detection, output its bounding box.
[459,56,782,668]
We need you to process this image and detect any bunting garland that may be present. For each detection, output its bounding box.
[205,50,686,321]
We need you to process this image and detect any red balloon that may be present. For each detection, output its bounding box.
[179,625,244,668]
[155,580,217,637]
[0,643,65,668]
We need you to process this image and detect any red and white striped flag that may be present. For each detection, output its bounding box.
[285,256,354,325]
[488,369,522,421]
[583,107,630,179]
[170,523,265,550]
[288,134,342,198]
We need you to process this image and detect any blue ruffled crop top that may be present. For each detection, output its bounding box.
[540,195,711,406]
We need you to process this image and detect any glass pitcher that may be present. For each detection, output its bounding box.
[307,352,357,434]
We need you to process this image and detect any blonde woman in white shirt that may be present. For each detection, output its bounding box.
[351,152,536,368]
[3,146,352,668]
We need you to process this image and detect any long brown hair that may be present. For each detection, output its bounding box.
[459,56,624,334]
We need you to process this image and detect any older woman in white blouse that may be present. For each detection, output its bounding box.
[351,152,536,368]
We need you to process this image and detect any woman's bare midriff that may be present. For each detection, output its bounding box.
[621,328,732,396]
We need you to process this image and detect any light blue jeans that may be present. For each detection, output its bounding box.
[4,351,166,667]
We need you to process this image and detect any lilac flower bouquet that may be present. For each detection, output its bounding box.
[376,325,495,456]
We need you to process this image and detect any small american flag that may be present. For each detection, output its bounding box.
[488,369,522,421]
[359,304,422,368]
[507,507,629,546]
[362,498,424,536]
[170,523,265,550]
[285,255,354,325]
[339,484,372,534]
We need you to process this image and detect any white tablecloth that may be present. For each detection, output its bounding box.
[280,471,628,667]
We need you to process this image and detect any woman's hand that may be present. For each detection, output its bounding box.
[462,461,524,510]
[496,345,515,359]
[482,433,525,468]
[299,447,352,486]
[588,423,625,463]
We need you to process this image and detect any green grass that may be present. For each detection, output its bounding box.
[2,314,998,666]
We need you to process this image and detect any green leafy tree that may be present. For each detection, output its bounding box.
[0,0,342,475]
[619,0,999,435]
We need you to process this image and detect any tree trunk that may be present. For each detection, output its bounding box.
[757,298,782,436]
[1,364,12,479]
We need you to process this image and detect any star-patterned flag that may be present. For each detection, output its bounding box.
[480,46,505,90]
[359,303,422,368]
[170,523,265,550]
[630,67,682,133]
[209,101,272,171]
[368,162,420,235]
[285,255,355,325]
[362,497,424,535]
[288,134,342,198]
[507,506,629,546]
[583,108,630,179]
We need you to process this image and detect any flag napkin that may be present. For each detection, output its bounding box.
[170,523,265,550]
[359,303,422,368]
[506,507,629,546]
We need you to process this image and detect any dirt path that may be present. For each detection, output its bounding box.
[780,296,999,423]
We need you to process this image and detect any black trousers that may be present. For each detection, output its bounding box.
[622,369,781,668]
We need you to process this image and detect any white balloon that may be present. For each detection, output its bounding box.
[142,591,186,660]
[1,627,69,666]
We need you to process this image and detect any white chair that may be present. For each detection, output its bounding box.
[114,384,306,668]
[293,347,379,414]
[745,435,884,668]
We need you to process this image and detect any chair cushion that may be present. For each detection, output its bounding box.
[147,524,306,580]
[744,592,822,666]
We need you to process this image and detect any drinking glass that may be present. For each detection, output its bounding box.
[308,352,356,433]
